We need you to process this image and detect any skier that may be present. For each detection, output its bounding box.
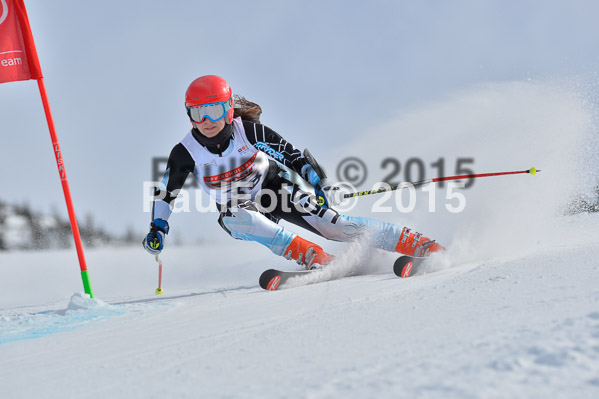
[143,75,444,269]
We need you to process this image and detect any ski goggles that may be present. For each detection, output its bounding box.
[187,100,232,123]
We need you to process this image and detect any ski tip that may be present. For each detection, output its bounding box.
[401,261,413,278]
[259,269,280,291]
[393,255,426,278]
[393,256,411,278]
[528,167,540,175]
[266,276,282,291]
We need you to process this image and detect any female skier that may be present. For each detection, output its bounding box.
[143,75,444,269]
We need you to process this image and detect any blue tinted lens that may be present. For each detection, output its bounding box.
[188,102,228,123]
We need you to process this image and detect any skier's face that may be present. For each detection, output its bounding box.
[195,117,226,138]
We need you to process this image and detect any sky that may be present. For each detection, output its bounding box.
[1,0,599,246]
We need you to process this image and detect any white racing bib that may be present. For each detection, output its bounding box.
[180,117,269,204]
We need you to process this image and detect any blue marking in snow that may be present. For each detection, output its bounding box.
[0,305,124,345]
[0,293,173,345]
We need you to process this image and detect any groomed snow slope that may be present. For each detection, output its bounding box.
[1,80,598,398]
[1,213,598,399]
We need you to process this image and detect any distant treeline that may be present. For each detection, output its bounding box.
[0,200,141,251]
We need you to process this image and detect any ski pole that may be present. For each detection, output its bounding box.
[343,167,541,199]
[155,254,164,295]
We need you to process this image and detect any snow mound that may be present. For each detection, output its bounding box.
[66,292,109,311]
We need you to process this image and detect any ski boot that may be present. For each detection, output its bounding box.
[394,227,445,257]
[284,236,334,270]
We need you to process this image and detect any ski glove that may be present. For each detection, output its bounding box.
[142,219,169,255]
[302,164,341,209]
[315,179,342,209]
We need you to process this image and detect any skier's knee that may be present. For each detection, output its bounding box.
[313,213,363,241]
[220,207,258,237]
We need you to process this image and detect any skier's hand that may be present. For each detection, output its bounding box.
[142,219,169,255]
[315,179,342,209]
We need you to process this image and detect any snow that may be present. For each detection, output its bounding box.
[1,214,598,399]
[1,81,599,398]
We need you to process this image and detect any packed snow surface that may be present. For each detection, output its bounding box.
[2,81,599,398]
[1,213,598,399]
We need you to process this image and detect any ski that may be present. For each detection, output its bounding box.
[393,255,427,278]
[259,268,319,291]
[260,255,430,291]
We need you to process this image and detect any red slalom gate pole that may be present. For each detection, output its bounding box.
[37,77,94,298]
[344,167,541,198]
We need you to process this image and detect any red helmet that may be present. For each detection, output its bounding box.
[185,75,234,124]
